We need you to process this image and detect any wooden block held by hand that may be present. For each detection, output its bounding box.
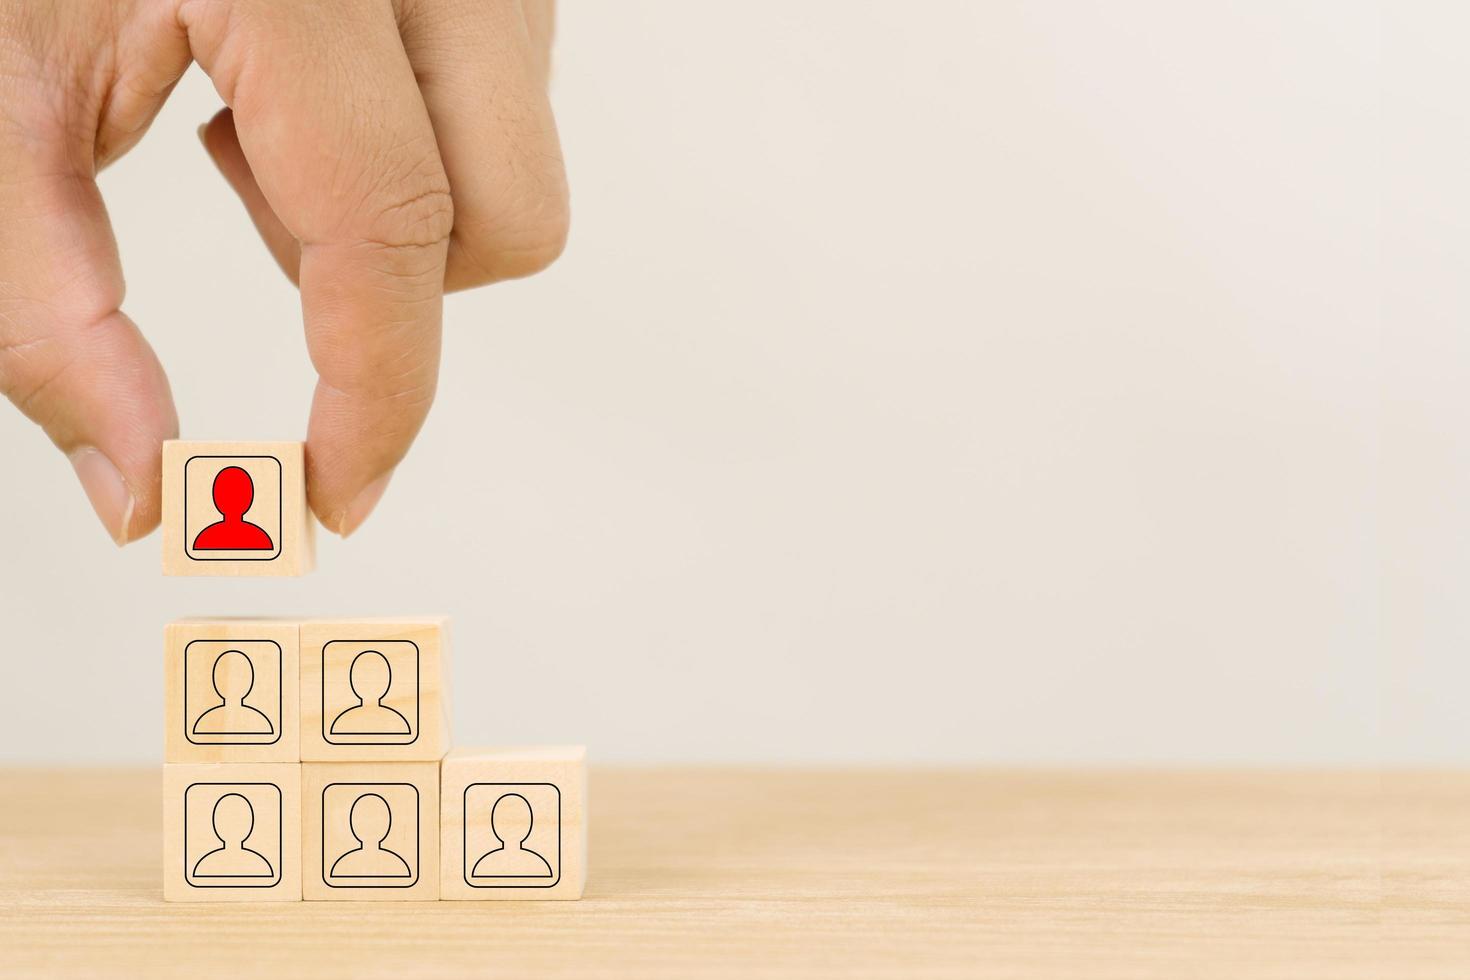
[164,619,300,764]
[161,441,314,577]
[163,763,302,902]
[439,746,587,901]
[299,618,450,762]
[302,762,440,900]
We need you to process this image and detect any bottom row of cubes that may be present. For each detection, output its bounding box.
[163,746,586,901]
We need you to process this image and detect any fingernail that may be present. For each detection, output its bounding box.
[70,447,135,546]
[196,123,208,146]
[338,470,394,538]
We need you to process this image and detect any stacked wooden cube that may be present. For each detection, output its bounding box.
[159,442,586,902]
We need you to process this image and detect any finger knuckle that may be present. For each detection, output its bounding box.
[0,335,72,422]
[366,177,456,252]
[320,370,436,414]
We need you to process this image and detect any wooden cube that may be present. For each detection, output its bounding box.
[439,746,587,901]
[161,440,315,577]
[302,762,440,900]
[164,619,300,764]
[299,618,450,762]
[163,763,301,902]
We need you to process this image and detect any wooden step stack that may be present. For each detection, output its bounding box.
[159,441,586,902]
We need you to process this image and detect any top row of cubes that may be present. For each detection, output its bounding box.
[164,618,450,764]
[162,440,315,577]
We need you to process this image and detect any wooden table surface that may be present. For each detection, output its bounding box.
[0,768,1458,978]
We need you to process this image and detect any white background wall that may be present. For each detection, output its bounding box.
[0,3,1401,764]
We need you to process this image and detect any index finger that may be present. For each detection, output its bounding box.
[183,0,451,534]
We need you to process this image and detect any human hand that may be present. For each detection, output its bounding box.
[0,0,568,543]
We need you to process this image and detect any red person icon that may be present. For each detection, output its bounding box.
[192,466,275,551]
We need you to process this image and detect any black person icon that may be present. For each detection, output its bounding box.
[192,465,274,551]
[330,650,412,736]
[192,793,274,878]
[191,650,274,736]
[471,793,555,879]
[329,793,412,878]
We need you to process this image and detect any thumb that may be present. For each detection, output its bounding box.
[0,167,178,544]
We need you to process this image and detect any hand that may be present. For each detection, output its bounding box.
[0,0,569,543]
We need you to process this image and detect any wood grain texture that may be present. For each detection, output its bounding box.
[0,768,1451,979]
[1385,772,1470,978]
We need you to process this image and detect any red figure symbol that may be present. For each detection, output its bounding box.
[192,466,274,551]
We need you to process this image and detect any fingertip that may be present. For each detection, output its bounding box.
[306,448,397,538]
[304,389,418,539]
[338,469,394,539]
[39,316,175,547]
[67,437,165,546]
[117,447,166,545]
[69,447,134,546]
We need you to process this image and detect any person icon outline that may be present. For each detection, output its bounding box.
[192,792,275,878]
[191,465,275,551]
[329,792,413,879]
[470,792,555,880]
[329,650,413,737]
[192,649,274,737]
